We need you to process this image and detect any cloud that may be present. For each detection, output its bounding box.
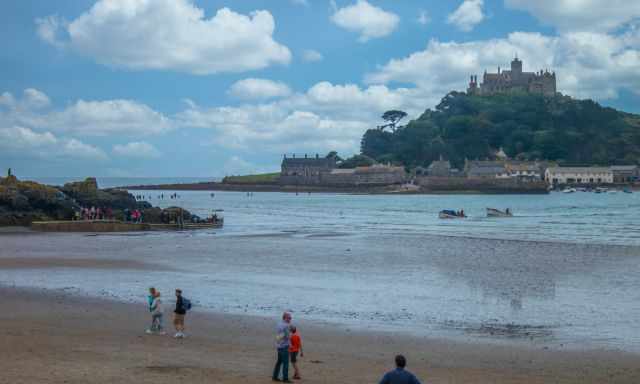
[112,141,161,158]
[418,10,431,26]
[22,89,51,109]
[302,49,324,62]
[36,0,291,75]
[331,0,400,42]
[505,0,640,32]
[0,126,107,160]
[228,78,292,100]
[223,155,275,175]
[0,89,172,137]
[177,80,431,155]
[366,29,640,101]
[48,99,172,136]
[0,89,50,110]
[447,0,485,32]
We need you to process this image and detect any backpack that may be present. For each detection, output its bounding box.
[183,298,192,311]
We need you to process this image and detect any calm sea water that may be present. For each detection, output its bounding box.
[1,190,639,352]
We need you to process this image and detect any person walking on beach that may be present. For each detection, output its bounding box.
[146,288,165,334]
[173,289,188,338]
[289,325,303,380]
[272,312,292,382]
[378,355,422,384]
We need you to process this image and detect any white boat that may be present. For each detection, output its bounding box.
[608,189,618,194]
[486,208,513,217]
[562,187,577,193]
[439,210,466,219]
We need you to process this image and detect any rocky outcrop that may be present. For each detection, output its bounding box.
[0,175,196,226]
[0,176,78,226]
[61,178,148,211]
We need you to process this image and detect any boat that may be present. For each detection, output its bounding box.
[608,189,618,194]
[562,187,577,193]
[439,210,466,219]
[486,208,513,217]
[594,187,607,194]
[624,187,633,194]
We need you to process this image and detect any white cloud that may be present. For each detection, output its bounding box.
[223,155,275,175]
[22,89,51,109]
[112,141,161,158]
[0,89,172,137]
[177,80,431,155]
[331,0,400,42]
[302,49,324,62]
[367,30,640,101]
[37,0,291,75]
[447,0,485,32]
[228,78,292,100]
[418,10,431,26]
[0,126,107,160]
[0,89,50,110]
[505,0,640,32]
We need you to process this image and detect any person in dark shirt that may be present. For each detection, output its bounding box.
[173,289,187,338]
[378,355,422,384]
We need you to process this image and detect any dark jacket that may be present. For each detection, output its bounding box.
[379,368,422,384]
[174,295,186,315]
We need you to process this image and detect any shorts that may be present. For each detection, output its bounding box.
[290,351,298,363]
[174,313,185,326]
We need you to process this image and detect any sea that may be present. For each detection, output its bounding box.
[1,178,640,352]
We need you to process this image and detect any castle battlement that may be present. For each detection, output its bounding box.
[467,57,556,97]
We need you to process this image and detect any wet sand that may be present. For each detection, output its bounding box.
[1,286,639,384]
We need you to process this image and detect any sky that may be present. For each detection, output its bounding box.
[1,0,639,178]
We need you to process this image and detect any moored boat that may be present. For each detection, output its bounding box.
[486,208,513,217]
[562,187,577,193]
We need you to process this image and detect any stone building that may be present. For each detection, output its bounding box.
[467,57,556,97]
[322,164,406,186]
[610,165,638,183]
[279,154,337,185]
[545,167,613,185]
[426,157,451,177]
[465,160,509,178]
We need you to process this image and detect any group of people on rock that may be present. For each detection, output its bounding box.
[75,206,113,221]
[124,208,143,223]
[145,287,190,338]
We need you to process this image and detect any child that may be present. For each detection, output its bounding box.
[289,325,304,380]
[146,288,164,334]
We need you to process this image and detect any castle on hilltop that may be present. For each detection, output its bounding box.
[467,57,556,97]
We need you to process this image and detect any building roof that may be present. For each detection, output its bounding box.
[546,167,611,174]
[610,165,638,171]
[282,157,335,167]
[428,160,451,170]
[468,166,506,176]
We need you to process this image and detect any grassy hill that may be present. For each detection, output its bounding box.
[361,92,640,169]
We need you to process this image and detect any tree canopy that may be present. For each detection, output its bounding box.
[360,92,640,169]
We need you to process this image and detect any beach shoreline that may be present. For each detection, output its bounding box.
[0,285,638,383]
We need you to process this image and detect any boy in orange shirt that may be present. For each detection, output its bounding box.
[289,325,303,380]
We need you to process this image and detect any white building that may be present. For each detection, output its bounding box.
[545,167,613,185]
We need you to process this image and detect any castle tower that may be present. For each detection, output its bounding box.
[511,57,522,76]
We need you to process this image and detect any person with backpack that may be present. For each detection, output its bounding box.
[173,289,191,338]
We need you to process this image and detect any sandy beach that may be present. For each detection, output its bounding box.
[1,284,639,384]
